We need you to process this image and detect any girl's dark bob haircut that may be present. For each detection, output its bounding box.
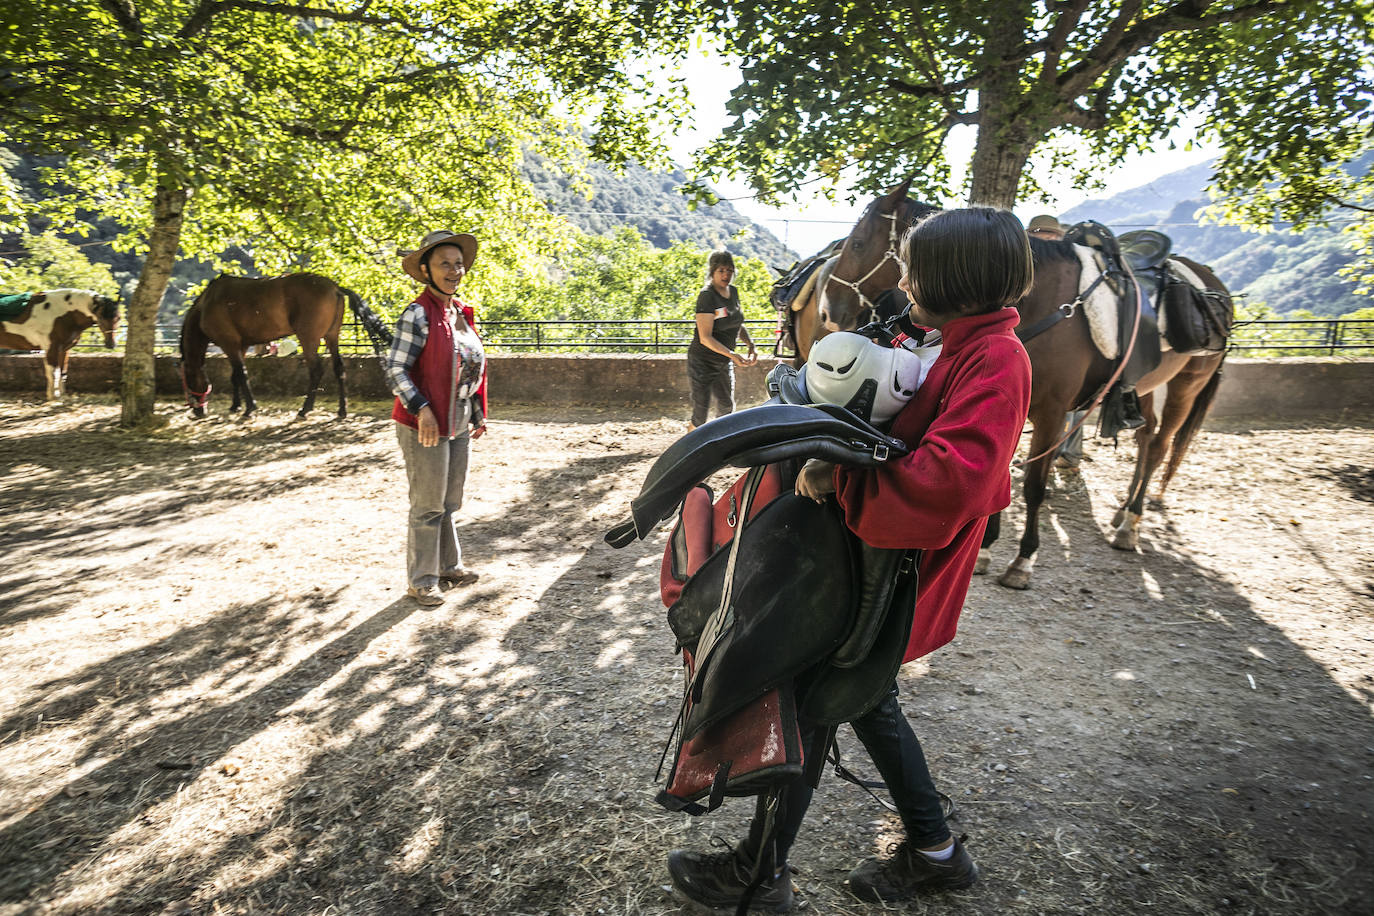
[707,249,736,274]
[900,208,1034,317]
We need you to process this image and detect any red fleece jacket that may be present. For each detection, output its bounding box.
[833,306,1031,663]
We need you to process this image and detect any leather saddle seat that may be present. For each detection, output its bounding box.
[1119,230,1175,304]
[604,403,908,549]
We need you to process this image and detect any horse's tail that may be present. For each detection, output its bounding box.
[340,287,393,355]
[1158,355,1225,496]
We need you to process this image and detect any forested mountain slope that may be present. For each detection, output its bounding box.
[1062,156,1371,316]
[522,155,795,267]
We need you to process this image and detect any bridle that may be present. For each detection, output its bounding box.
[824,199,927,325]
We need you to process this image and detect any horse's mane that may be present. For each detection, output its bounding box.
[1028,235,1079,266]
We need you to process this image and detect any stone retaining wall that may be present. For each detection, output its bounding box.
[0,353,1370,420]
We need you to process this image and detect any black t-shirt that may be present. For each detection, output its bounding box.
[690,285,744,364]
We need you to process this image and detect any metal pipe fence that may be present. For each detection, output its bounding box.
[59,316,1374,357]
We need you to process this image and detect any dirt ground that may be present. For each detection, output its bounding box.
[0,393,1371,916]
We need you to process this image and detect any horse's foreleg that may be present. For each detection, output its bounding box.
[228,357,243,412]
[974,511,1001,575]
[229,357,256,419]
[998,455,1049,590]
[998,416,1058,590]
[298,342,325,418]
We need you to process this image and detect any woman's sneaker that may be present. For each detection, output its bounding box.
[405,584,445,607]
[845,837,978,902]
[667,842,794,913]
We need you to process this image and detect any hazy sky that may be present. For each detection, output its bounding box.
[666,49,1219,257]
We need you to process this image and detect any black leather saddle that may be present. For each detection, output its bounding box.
[1119,230,1174,306]
[604,403,908,549]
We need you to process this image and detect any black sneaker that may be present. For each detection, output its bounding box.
[667,841,795,913]
[845,837,978,902]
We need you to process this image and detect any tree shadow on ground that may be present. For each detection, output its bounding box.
[2,406,1371,915]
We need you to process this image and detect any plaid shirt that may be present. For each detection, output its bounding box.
[383,301,435,414]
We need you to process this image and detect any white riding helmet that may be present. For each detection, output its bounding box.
[802,332,930,424]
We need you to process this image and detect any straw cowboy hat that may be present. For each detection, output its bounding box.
[1027,214,1066,235]
[399,230,478,284]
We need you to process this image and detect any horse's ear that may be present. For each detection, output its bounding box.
[882,175,914,205]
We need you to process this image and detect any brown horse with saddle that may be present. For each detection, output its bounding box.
[794,182,1232,588]
[180,272,387,420]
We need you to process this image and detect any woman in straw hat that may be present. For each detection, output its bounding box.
[383,230,489,607]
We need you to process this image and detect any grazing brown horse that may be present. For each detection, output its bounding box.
[180,273,355,419]
[0,288,120,399]
[817,187,1231,589]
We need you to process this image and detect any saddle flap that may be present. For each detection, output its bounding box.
[799,563,918,727]
[829,544,909,668]
[673,494,858,741]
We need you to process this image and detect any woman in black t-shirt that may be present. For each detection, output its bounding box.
[687,250,757,430]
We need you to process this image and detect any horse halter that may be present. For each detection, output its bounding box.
[824,204,915,324]
[179,362,212,409]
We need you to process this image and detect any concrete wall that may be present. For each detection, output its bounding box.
[1,353,1370,421]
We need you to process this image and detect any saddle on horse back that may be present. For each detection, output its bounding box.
[1119,230,1232,354]
[769,239,845,357]
[1062,220,1161,435]
[605,404,920,816]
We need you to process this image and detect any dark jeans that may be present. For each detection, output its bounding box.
[745,684,951,868]
[688,352,735,427]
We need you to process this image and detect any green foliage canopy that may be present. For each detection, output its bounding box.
[672,0,1373,214]
[0,0,685,423]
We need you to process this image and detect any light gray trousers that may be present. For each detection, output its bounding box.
[395,400,472,589]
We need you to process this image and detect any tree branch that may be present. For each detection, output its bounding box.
[887,75,976,98]
[100,0,145,36]
[1059,0,1296,99]
[1060,103,1107,129]
[1041,0,1091,78]
[1328,194,1374,215]
[178,0,419,39]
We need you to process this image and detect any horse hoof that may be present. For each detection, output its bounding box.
[973,549,991,575]
[997,556,1035,590]
[297,411,309,420]
[1110,511,1142,551]
[1110,530,1140,551]
[997,567,1033,590]
[1110,507,1126,528]
[191,409,206,420]
[229,405,241,414]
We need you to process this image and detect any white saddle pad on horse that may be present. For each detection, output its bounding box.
[1072,244,1120,361]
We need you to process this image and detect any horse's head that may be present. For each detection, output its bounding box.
[818,178,939,333]
[91,293,120,349]
[179,290,213,417]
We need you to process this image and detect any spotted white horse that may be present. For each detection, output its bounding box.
[0,289,120,399]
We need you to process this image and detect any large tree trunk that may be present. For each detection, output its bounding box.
[967,2,1037,210]
[120,181,188,427]
[967,124,1033,210]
